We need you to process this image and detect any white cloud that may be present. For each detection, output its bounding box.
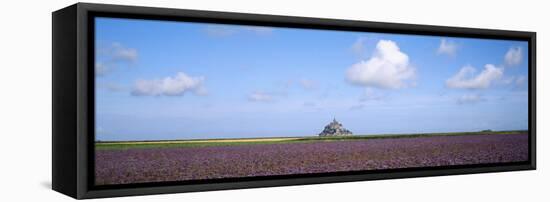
[515,75,527,85]
[501,75,527,87]
[437,39,458,56]
[248,91,274,102]
[359,88,385,102]
[242,26,273,35]
[446,64,503,89]
[303,102,317,107]
[501,76,514,85]
[299,79,318,90]
[98,82,126,92]
[349,104,366,111]
[346,40,416,89]
[111,43,138,62]
[205,25,273,37]
[351,37,368,55]
[96,126,105,134]
[205,25,238,37]
[456,94,485,105]
[504,47,522,66]
[131,72,206,96]
[95,62,108,76]
[95,43,138,77]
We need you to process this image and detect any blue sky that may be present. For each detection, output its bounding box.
[95,17,529,141]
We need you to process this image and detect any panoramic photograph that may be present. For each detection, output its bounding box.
[94,17,529,186]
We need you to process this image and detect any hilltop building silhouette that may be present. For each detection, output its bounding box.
[319,118,353,136]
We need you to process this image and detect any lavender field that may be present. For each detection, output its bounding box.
[95,133,528,185]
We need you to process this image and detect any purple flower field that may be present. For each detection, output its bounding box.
[95,133,528,185]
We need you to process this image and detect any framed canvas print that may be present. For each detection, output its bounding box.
[52,3,536,199]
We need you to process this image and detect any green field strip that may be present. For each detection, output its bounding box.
[95,130,528,150]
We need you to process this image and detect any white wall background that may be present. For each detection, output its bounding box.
[0,0,547,201]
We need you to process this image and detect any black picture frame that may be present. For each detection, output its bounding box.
[52,3,536,199]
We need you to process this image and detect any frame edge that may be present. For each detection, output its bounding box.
[52,3,79,199]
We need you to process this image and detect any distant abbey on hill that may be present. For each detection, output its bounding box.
[319,118,353,137]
